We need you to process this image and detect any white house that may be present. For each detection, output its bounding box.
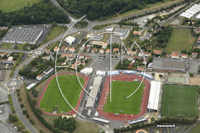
[65,36,76,45]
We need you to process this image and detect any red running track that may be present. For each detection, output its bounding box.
[37,72,89,115]
[97,75,150,121]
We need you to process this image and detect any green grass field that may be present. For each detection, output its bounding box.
[44,26,66,43]
[161,85,198,118]
[0,0,40,12]
[103,81,145,114]
[0,43,13,49]
[40,74,85,113]
[165,28,196,53]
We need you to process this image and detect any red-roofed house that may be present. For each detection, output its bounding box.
[138,52,151,57]
[171,52,179,59]
[99,49,104,54]
[181,54,188,59]
[85,55,91,60]
[106,49,110,54]
[54,47,59,52]
[153,49,162,55]
[191,53,198,58]
[69,48,75,53]
[91,48,98,53]
[113,48,119,53]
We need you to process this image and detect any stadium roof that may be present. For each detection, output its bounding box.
[147,81,161,110]
[80,67,93,75]
[151,57,186,71]
[26,82,37,90]
[107,70,119,75]
[180,4,200,18]
[86,76,102,108]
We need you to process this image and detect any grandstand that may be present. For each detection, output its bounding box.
[147,81,161,110]
[107,70,119,75]
[86,76,102,108]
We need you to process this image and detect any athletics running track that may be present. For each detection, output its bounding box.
[37,72,89,115]
[97,75,150,121]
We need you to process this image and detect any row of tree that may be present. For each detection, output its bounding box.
[0,0,70,26]
[57,0,166,20]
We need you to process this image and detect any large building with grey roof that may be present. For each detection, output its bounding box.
[148,57,189,72]
[3,27,43,44]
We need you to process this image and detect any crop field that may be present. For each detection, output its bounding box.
[161,84,198,117]
[40,74,85,113]
[165,28,196,53]
[103,81,145,114]
[0,0,40,12]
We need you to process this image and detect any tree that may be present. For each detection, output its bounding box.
[151,117,155,122]
[52,21,57,28]
[152,73,155,76]
[23,110,27,114]
[26,114,30,118]
[159,74,163,78]
[168,71,171,75]
[14,45,18,49]
[190,73,194,77]
[9,114,17,122]
[18,97,21,101]
[20,104,24,108]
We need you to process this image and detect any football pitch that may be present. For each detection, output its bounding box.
[103,81,145,114]
[161,85,198,117]
[40,74,85,113]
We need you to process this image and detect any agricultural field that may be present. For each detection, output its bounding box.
[40,74,85,113]
[165,28,196,53]
[0,0,40,12]
[103,81,145,114]
[161,84,198,118]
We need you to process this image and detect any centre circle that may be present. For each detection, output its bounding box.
[175,97,185,103]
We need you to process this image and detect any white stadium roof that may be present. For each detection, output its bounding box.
[196,14,200,19]
[86,76,102,108]
[64,36,75,45]
[147,81,161,110]
[96,70,106,76]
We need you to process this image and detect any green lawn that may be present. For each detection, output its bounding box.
[1,43,13,49]
[45,26,66,42]
[40,74,85,113]
[161,85,198,118]
[103,81,145,114]
[165,28,196,53]
[0,0,40,12]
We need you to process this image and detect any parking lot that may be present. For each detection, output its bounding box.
[0,122,14,133]
[0,87,8,103]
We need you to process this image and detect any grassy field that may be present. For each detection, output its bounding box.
[0,43,13,49]
[165,28,196,53]
[101,33,110,43]
[45,26,66,43]
[40,74,85,113]
[0,0,40,12]
[161,85,198,118]
[103,81,145,114]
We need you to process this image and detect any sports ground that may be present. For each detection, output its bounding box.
[168,77,185,83]
[38,73,89,115]
[103,81,145,114]
[97,75,150,121]
[161,84,198,117]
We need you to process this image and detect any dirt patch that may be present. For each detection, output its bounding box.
[190,77,200,86]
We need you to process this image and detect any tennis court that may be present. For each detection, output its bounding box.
[167,77,185,83]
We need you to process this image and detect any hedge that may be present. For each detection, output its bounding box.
[8,94,16,113]
[15,114,25,129]
[10,52,24,77]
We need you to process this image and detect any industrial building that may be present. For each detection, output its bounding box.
[64,36,76,45]
[148,57,189,72]
[86,76,102,108]
[80,67,93,75]
[3,27,43,44]
[36,66,54,80]
[180,4,200,19]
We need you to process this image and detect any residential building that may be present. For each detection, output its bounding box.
[171,52,180,59]
[181,54,188,59]
[85,47,90,52]
[133,31,141,35]
[106,49,110,54]
[99,49,104,54]
[54,47,59,52]
[191,52,198,58]
[138,52,151,57]
[69,48,75,53]
[85,55,91,60]
[113,48,119,53]
[91,48,98,53]
[102,43,108,49]
[153,49,162,55]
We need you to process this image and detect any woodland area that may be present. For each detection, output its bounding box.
[57,0,167,20]
[0,0,70,26]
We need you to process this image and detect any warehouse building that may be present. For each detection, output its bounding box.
[64,36,76,45]
[180,4,200,19]
[3,27,43,44]
[148,57,189,72]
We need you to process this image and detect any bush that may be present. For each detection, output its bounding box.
[26,114,30,119]
[9,114,17,122]
[29,119,35,125]
[23,110,27,114]
[18,97,21,101]
[190,73,194,77]
[20,104,24,108]
[32,100,37,105]
[17,93,20,97]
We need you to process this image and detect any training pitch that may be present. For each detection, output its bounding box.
[161,84,198,117]
[40,74,85,113]
[103,81,145,114]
